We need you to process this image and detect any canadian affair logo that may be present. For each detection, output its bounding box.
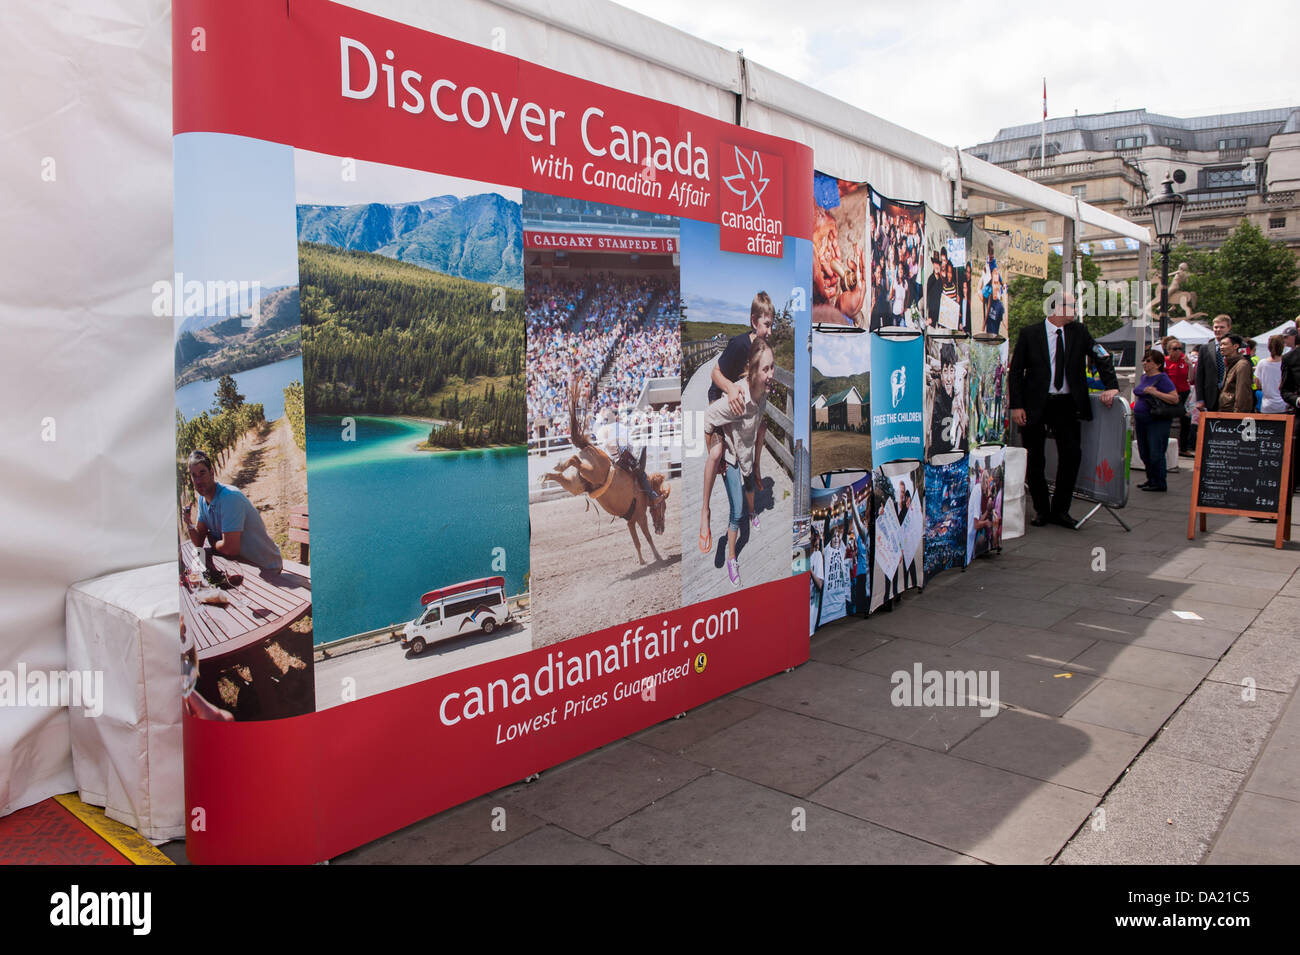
[718,143,784,258]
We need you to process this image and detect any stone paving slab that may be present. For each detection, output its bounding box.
[935,592,1079,630]
[1148,681,1288,775]
[1051,607,1240,658]
[952,708,1146,796]
[1035,581,1156,615]
[1204,793,1300,865]
[810,741,1098,865]
[1063,679,1188,737]
[736,660,993,752]
[1138,596,1263,632]
[598,770,977,865]
[1234,685,1300,802]
[808,624,891,665]
[498,740,708,838]
[844,605,990,647]
[1208,626,1300,694]
[845,638,1096,718]
[333,791,547,864]
[678,705,887,797]
[634,696,764,754]
[1056,752,1243,865]
[956,623,1097,670]
[1067,641,1215,695]
[474,824,638,865]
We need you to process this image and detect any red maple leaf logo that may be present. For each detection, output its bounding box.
[1096,459,1114,483]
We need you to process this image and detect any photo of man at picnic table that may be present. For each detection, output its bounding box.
[179,448,314,720]
[183,450,283,572]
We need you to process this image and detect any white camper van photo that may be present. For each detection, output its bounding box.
[400,576,511,655]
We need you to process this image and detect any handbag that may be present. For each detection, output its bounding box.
[1148,389,1185,420]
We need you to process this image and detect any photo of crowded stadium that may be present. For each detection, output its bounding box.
[525,193,683,647]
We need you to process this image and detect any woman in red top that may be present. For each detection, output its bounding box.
[1163,338,1194,456]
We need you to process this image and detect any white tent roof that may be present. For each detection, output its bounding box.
[1167,319,1215,344]
[1253,319,1298,346]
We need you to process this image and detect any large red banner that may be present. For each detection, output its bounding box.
[175,0,812,864]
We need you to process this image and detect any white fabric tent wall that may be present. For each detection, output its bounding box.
[0,0,1150,817]
[0,0,175,815]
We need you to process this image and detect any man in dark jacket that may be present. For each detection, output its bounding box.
[1193,314,1233,414]
[1009,294,1120,528]
[1280,335,1300,496]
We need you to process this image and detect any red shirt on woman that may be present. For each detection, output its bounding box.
[1165,354,1191,393]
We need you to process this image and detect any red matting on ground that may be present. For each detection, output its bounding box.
[0,799,128,866]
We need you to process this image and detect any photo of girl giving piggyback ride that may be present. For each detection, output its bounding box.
[702,335,776,588]
[698,292,774,555]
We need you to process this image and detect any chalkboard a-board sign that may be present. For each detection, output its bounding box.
[1188,412,1294,548]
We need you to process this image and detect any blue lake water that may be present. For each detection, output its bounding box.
[175,356,302,422]
[305,415,529,644]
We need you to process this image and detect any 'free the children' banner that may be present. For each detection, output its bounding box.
[173,0,812,864]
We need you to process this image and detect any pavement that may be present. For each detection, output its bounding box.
[162,458,1300,865]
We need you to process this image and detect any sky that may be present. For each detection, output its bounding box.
[294,149,519,206]
[612,0,1300,148]
[173,132,299,314]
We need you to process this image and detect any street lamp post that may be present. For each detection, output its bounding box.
[1146,172,1186,340]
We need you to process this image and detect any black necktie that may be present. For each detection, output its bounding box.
[1054,328,1066,391]
[1215,347,1224,387]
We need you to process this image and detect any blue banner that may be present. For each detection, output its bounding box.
[870,333,925,465]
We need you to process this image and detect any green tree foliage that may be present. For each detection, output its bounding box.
[1006,250,1117,344]
[283,380,306,451]
[297,243,526,446]
[1166,219,1300,337]
[175,403,266,503]
[213,374,245,412]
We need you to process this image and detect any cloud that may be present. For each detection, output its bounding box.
[812,329,870,377]
[612,0,1300,148]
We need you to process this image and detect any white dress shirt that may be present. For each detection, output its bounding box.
[1044,318,1070,395]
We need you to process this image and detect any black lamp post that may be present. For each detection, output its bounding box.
[1146,172,1186,339]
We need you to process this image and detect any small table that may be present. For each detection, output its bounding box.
[179,542,311,661]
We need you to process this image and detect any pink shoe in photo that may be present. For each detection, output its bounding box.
[751,514,760,530]
[727,558,741,587]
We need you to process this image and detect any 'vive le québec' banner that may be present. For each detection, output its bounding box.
[174,0,813,863]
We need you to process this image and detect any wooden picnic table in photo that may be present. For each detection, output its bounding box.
[179,541,311,661]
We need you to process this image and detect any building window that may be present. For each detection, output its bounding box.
[1028,142,1060,160]
[1031,219,1046,234]
[1203,167,1247,189]
[1217,137,1249,150]
[1162,137,1183,147]
[1115,136,1147,149]
[995,201,1008,211]
[1071,185,1086,199]
[1270,217,1287,230]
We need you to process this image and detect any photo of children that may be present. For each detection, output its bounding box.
[974,227,1012,338]
[924,456,969,580]
[969,339,1009,447]
[925,338,970,458]
[968,447,1005,561]
[868,188,926,332]
[924,210,972,334]
[870,461,924,612]
[680,218,808,604]
[811,329,871,474]
[809,473,871,628]
[812,173,870,328]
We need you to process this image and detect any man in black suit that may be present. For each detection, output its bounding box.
[1193,314,1233,415]
[1009,293,1120,529]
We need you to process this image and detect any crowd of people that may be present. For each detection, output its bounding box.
[526,272,680,439]
[868,200,925,331]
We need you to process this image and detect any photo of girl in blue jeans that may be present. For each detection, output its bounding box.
[702,338,776,587]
